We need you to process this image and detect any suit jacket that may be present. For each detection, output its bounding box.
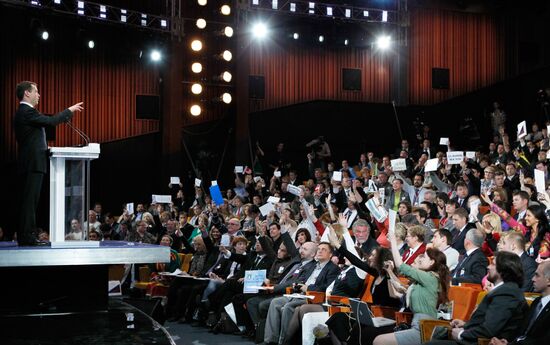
[384,189,410,211]
[511,296,550,345]
[451,248,488,285]
[520,252,537,292]
[452,195,470,212]
[272,260,316,294]
[402,243,427,265]
[460,282,528,345]
[450,223,475,255]
[14,103,73,174]
[305,261,340,292]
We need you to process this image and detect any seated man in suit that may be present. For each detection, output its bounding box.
[498,231,537,292]
[452,228,488,285]
[450,208,475,255]
[262,242,340,345]
[426,251,529,345]
[489,261,550,345]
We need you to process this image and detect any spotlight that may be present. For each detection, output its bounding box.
[87,40,95,49]
[318,35,324,43]
[327,7,333,16]
[382,11,388,22]
[290,2,296,12]
[196,18,206,29]
[345,9,351,18]
[224,26,234,37]
[222,93,232,104]
[272,0,278,10]
[191,39,203,52]
[344,39,348,46]
[252,22,268,39]
[376,35,391,50]
[197,0,207,6]
[150,50,162,61]
[190,104,201,116]
[221,5,231,15]
[222,50,232,61]
[293,33,299,40]
[41,31,49,40]
[121,9,127,22]
[222,71,232,82]
[191,83,203,95]
[191,62,202,73]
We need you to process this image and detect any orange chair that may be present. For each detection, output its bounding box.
[459,283,483,290]
[180,253,193,272]
[431,218,440,228]
[448,286,481,321]
[306,291,326,304]
[134,266,152,290]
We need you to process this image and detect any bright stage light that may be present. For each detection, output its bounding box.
[150,50,161,61]
[191,39,203,52]
[376,35,391,50]
[224,26,234,37]
[252,22,268,39]
[191,83,203,95]
[198,0,207,6]
[344,39,349,46]
[318,35,324,43]
[191,62,202,73]
[293,33,299,40]
[222,93,232,104]
[222,71,232,82]
[221,5,231,15]
[196,18,206,29]
[222,50,232,61]
[88,40,95,49]
[41,31,49,40]
[190,105,201,116]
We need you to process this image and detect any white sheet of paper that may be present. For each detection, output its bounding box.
[332,171,342,182]
[259,202,276,216]
[170,176,180,185]
[126,203,134,215]
[424,158,439,172]
[211,180,218,186]
[235,166,244,173]
[224,303,238,326]
[378,188,385,203]
[267,196,280,204]
[439,137,449,145]
[465,151,476,159]
[221,234,231,247]
[287,184,302,196]
[194,178,202,187]
[534,169,546,194]
[152,194,172,203]
[274,171,281,178]
[547,150,550,159]
[254,176,261,183]
[517,121,527,139]
[446,151,464,165]
[391,158,407,172]
[388,209,397,235]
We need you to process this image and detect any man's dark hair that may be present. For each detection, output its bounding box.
[412,207,428,221]
[454,181,468,189]
[415,173,424,182]
[512,190,529,201]
[269,222,281,230]
[400,214,419,226]
[435,228,452,245]
[495,251,524,287]
[16,81,36,101]
[248,205,260,215]
[318,241,334,254]
[454,207,469,219]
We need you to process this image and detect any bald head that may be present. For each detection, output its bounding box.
[299,241,318,261]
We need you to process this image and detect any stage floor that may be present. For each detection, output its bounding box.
[0,240,169,267]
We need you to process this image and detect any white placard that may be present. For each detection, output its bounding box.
[534,169,546,194]
[425,158,439,172]
[439,137,450,146]
[366,179,377,193]
[211,180,218,186]
[194,178,202,187]
[391,158,407,172]
[274,171,281,178]
[170,176,180,185]
[546,150,550,159]
[259,202,276,216]
[221,234,231,247]
[378,188,385,203]
[517,121,527,139]
[388,209,397,235]
[267,196,280,204]
[547,125,550,135]
[152,195,172,204]
[126,203,134,215]
[332,171,342,182]
[446,151,464,165]
[287,184,301,196]
[465,151,476,159]
[254,176,262,183]
[235,166,244,173]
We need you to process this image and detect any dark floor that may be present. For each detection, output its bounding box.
[164,321,255,345]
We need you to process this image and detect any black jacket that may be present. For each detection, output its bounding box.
[511,296,550,345]
[451,248,488,285]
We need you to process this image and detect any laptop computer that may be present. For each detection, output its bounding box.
[349,298,396,328]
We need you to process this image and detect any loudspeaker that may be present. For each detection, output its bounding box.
[136,95,160,120]
[342,68,361,91]
[123,297,165,325]
[249,75,265,99]
[432,68,450,89]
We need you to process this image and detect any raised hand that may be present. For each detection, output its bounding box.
[68,102,84,113]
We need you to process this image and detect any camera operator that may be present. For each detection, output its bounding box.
[306,136,331,171]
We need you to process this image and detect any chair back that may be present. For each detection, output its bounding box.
[448,286,481,321]
[360,274,375,303]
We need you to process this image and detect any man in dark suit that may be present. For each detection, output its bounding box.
[452,228,488,285]
[499,231,537,292]
[351,219,380,255]
[14,81,83,246]
[427,252,528,345]
[263,242,340,345]
[451,181,470,212]
[489,261,550,345]
[450,208,475,255]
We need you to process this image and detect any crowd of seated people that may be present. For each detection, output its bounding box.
[5,115,550,345]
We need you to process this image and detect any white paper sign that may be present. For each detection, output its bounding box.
[194,178,202,187]
[259,203,276,216]
[365,198,388,223]
[391,158,407,172]
[332,171,342,182]
[439,137,450,146]
[378,188,385,203]
[274,171,281,178]
[235,166,244,173]
[221,234,231,247]
[547,150,550,160]
[126,203,134,215]
[287,184,301,196]
[211,180,218,186]
[170,176,180,185]
[465,151,476,159]
[267,196,280,204]
[534,169,546,194]
[366,179,377,193]
[425,158,439,172]
[152,195,172,204]
[547,125,550,135]
[446,151,464,165]
[517,121,527,139]
[254,176,262,183]
[388,209,397,235]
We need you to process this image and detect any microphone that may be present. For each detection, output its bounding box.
[66,120,90,146]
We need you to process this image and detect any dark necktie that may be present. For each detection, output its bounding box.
[413,188,420,205]
[525,300,544,334]
[253,255,262,268]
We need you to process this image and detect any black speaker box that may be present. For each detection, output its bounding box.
[432,68,450,89]
[342,68,361,91]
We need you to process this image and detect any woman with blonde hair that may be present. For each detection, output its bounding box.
[476,212,502,256]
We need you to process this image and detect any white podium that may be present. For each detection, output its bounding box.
[49,144,101,243]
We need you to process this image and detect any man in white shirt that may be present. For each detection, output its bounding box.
[431,228,459,271]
